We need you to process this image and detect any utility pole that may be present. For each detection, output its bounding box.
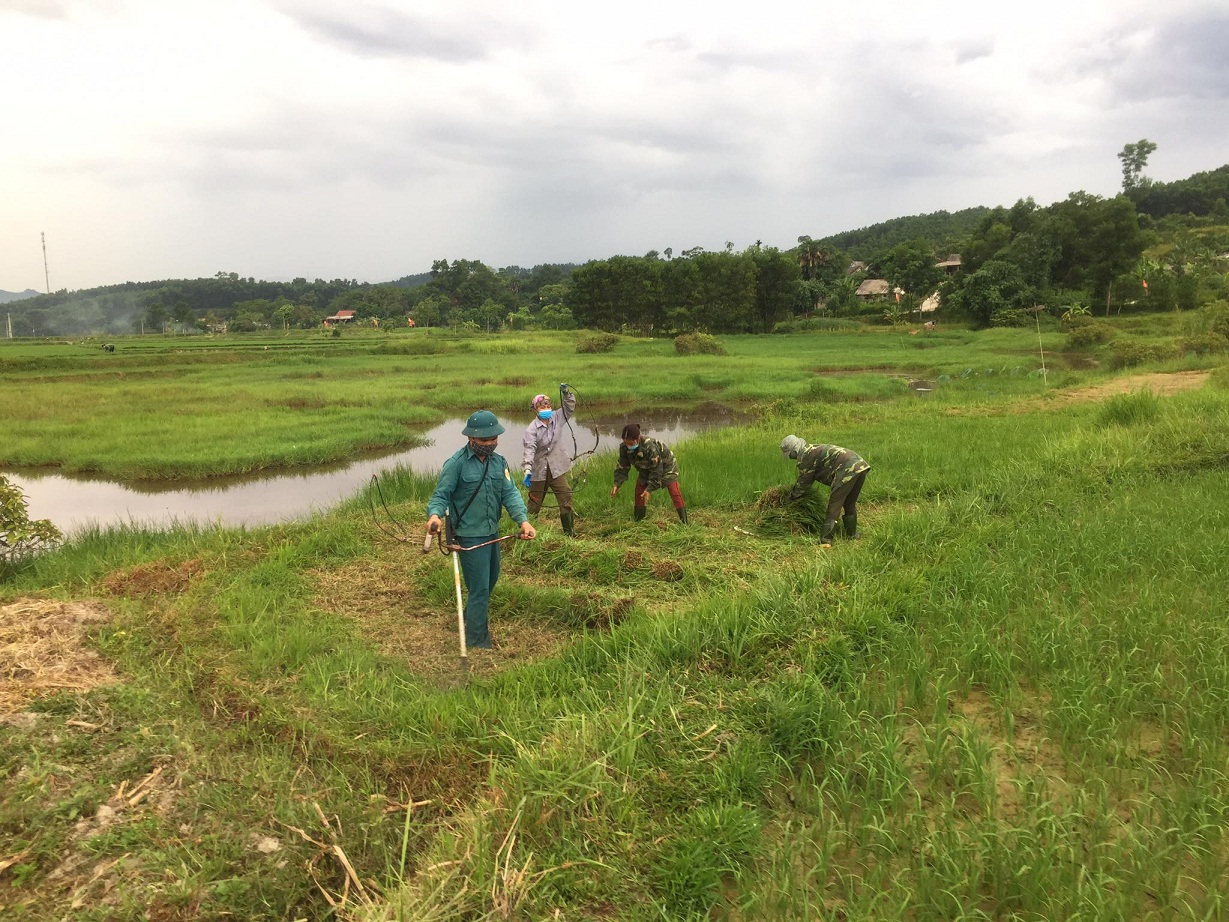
[41,231,50,293]
[6,313,12,339]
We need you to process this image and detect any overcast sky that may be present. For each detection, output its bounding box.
[3,0,1228,293]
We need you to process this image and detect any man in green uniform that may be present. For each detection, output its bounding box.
[427,411,536,649]
[611,423,688,524]
[780,435,870,547]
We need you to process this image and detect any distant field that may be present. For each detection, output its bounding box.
[0,323,1099,480]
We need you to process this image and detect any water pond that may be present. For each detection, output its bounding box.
[8,405,743,535]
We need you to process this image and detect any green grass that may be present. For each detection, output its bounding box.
[2,321,1228,919]
[0,325,1080,479]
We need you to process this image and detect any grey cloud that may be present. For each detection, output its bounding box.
[1113,14,1229,101]
[952,38,994,65]
[270,1,526,62]
[694,49,798,74]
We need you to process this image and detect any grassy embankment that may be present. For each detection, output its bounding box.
[2,320,1228,920]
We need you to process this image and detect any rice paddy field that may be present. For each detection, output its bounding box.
[2,319,1228,920]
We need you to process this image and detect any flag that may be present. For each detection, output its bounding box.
[1142,279,1149,290]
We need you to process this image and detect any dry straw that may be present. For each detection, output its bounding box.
[0,598,117,716]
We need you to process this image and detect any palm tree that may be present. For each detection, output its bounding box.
[796,236,828,281]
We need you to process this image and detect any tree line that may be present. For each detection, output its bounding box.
[7,146,1227,337]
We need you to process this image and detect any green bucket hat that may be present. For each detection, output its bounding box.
[461,410,505,438]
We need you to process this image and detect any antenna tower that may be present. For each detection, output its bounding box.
[41,231,50,294]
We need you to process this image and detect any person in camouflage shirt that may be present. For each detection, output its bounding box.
[611,423,688,524]
[779,435,870,546]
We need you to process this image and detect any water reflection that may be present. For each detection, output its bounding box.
[7,405,742,535]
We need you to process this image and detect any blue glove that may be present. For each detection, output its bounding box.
[559,382,569,390]
[523,473,532,488]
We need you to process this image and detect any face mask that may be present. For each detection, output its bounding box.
[626,443,640,452]
[470,440,495,458]
[538,409,553,420]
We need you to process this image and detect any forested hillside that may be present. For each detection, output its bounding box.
[5,153,1228,338]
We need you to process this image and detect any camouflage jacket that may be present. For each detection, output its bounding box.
[613,437,679,490]
[787,444,870,501]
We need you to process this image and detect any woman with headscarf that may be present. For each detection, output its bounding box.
[521,384,578,536]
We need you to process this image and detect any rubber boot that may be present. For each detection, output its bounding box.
[633,506,647,522]
[843,513,860,539]
[561,511,575,537]
[820,518,838,547]
[676,506,689,525]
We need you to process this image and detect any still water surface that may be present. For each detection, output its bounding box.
[9,407,741,535]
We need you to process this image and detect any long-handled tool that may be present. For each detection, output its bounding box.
[450,542,468,681]
[425,521,468,682]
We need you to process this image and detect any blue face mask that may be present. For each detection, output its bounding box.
[538,409,553,420]
[626,442,640,452]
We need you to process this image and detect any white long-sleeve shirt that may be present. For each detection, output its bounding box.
[521,387,576,480]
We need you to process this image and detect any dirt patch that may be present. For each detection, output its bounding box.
[98,558,204,599]
[0,598,118,716]
[1056,371,1210,402]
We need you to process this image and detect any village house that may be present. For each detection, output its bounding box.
[323,309,356,325]
[855,279,890,300]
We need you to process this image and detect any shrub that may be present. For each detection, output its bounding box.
[1177,333,1229,356]
[1106,339,1172,370]
[1,475,62,568]
[989,308,1036,328]
[1201,300,1229,338]
[673,332,727,355]
[575,332,619,354]
[1065,322,1116,349]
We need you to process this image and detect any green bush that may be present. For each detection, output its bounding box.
[989,308,1036,328]
[1,475,62,568]
[1177,333,1229,356]
[1201,300,1229,338]
[1106,339,1172,370]
[575,331,619,353]
[673,332,727,355]
[1065,321,1116,349]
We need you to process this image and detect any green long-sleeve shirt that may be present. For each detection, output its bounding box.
[427,446,528,537]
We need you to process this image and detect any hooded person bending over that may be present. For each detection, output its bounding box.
[522,384,577,536]
[780,435,869,547]
[611,424,688,524]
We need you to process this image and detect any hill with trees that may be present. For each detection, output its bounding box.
[4,145,1227,338]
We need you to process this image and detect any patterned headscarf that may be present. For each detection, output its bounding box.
[532,394,550,409]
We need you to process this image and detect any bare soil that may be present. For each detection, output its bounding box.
[1055,370,1210,402]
